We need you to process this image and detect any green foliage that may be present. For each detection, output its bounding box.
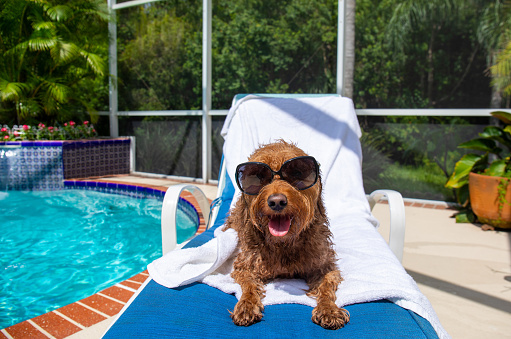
[0,0,109,126]
[117,0,338,111]
[355,0,508,109]
[112,0,510,112]
[118,6,197,110]
[1,121,97,141]
[446,111,511,209]
[491,39,511,96]
[360,115,480,201]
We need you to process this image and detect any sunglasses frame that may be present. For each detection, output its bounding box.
[235,156,319,195]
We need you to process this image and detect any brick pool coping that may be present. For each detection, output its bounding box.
[1,178,209,339]
[0,177,455,339]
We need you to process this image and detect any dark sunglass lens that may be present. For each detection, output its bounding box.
[281,157,317,189]
[237,163,272,194]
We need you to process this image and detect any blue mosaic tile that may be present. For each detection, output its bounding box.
[1,139,130,191]
[1,145,64,190]
[62,181,167,201]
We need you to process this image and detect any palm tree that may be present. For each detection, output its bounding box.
[343,0,356,99]
[386,0,469,106]
[491,39,511,101]
[386,0,511,108]
[481,1,511,106]
[0,0,109,125]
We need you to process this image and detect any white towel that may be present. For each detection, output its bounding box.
[148,96,449,339]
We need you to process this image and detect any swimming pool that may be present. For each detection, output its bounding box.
[0,189,198,329]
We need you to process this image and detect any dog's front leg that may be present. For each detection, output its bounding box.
[308,269,350,330]
[231,269,265,326]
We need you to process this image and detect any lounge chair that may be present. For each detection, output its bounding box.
[103,94,448,338]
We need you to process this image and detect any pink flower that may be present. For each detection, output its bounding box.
[23,125,29,131]
[48,127,54,132]
[64,123,68,127]
[1,127,7,132]
[13,131,19,137]
[3,135,8,140]
[69,121,75,126]
[38,123,45,129]
[83,121,89,125]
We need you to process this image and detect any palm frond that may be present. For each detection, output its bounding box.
[43,80,70,103]
[74,0,110,22]
[491,39,511,96]
[0,80,29,102]
[32,20,56,32]
[79,50,106,76]
[27,37,56,51]
[45,5,72,22]
[51,41,80,64]
[386,0,468,51]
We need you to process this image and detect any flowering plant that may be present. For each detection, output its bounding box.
[0,121,98,141]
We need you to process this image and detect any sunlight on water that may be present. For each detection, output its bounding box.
[0,189,198,329]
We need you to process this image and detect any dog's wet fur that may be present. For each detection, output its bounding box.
[224,140,349,329]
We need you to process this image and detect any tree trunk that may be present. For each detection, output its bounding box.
[489,50,503,108]
[343,0,356,99]
[427,26,437,106]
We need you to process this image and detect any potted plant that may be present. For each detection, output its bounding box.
[445,111,511,228]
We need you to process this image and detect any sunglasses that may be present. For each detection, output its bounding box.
[235,156,319,195]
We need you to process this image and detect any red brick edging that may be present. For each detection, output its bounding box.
[1,272,149,339]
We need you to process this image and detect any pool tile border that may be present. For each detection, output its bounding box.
[1,178,209,339]
[63,179,166,199]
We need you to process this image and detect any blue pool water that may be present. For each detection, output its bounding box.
[0,189,198,329]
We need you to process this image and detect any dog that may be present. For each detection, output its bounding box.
[224,140,349,330]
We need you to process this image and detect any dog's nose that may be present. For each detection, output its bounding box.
[267,194,288,212]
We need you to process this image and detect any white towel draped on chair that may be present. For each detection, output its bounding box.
[148,95,449,339]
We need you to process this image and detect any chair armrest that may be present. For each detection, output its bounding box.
[161,184,211,255]
[367,190,406,262]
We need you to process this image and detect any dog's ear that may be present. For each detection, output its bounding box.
[315,180,329,224]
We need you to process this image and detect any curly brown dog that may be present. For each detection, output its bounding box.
[224,140,349,330]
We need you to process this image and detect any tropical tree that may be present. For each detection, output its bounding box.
[385,0,476,107]
[484,1,511,104]
[116,0,340,111]
[117,5,195,111]
[0,0,109,125]
[492,39,511,98]
[382,0,511,108]
[343,0,356,98]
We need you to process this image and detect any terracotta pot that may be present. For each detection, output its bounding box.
[469,172,511,228]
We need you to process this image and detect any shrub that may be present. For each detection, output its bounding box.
[0,121,97,141]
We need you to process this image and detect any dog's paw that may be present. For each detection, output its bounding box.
[231,299,264,327]
[312,304,350,330]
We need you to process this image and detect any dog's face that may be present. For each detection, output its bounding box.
[237,141,324,242]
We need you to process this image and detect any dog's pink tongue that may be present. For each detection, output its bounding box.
[268,215,291,237]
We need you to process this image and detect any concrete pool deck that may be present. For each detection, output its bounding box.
[2,174,510,338]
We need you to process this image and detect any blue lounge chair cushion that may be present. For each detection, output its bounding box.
[104,279,437,338]
[105,174,438,338]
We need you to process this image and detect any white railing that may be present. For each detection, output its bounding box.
[97,107,511,184]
